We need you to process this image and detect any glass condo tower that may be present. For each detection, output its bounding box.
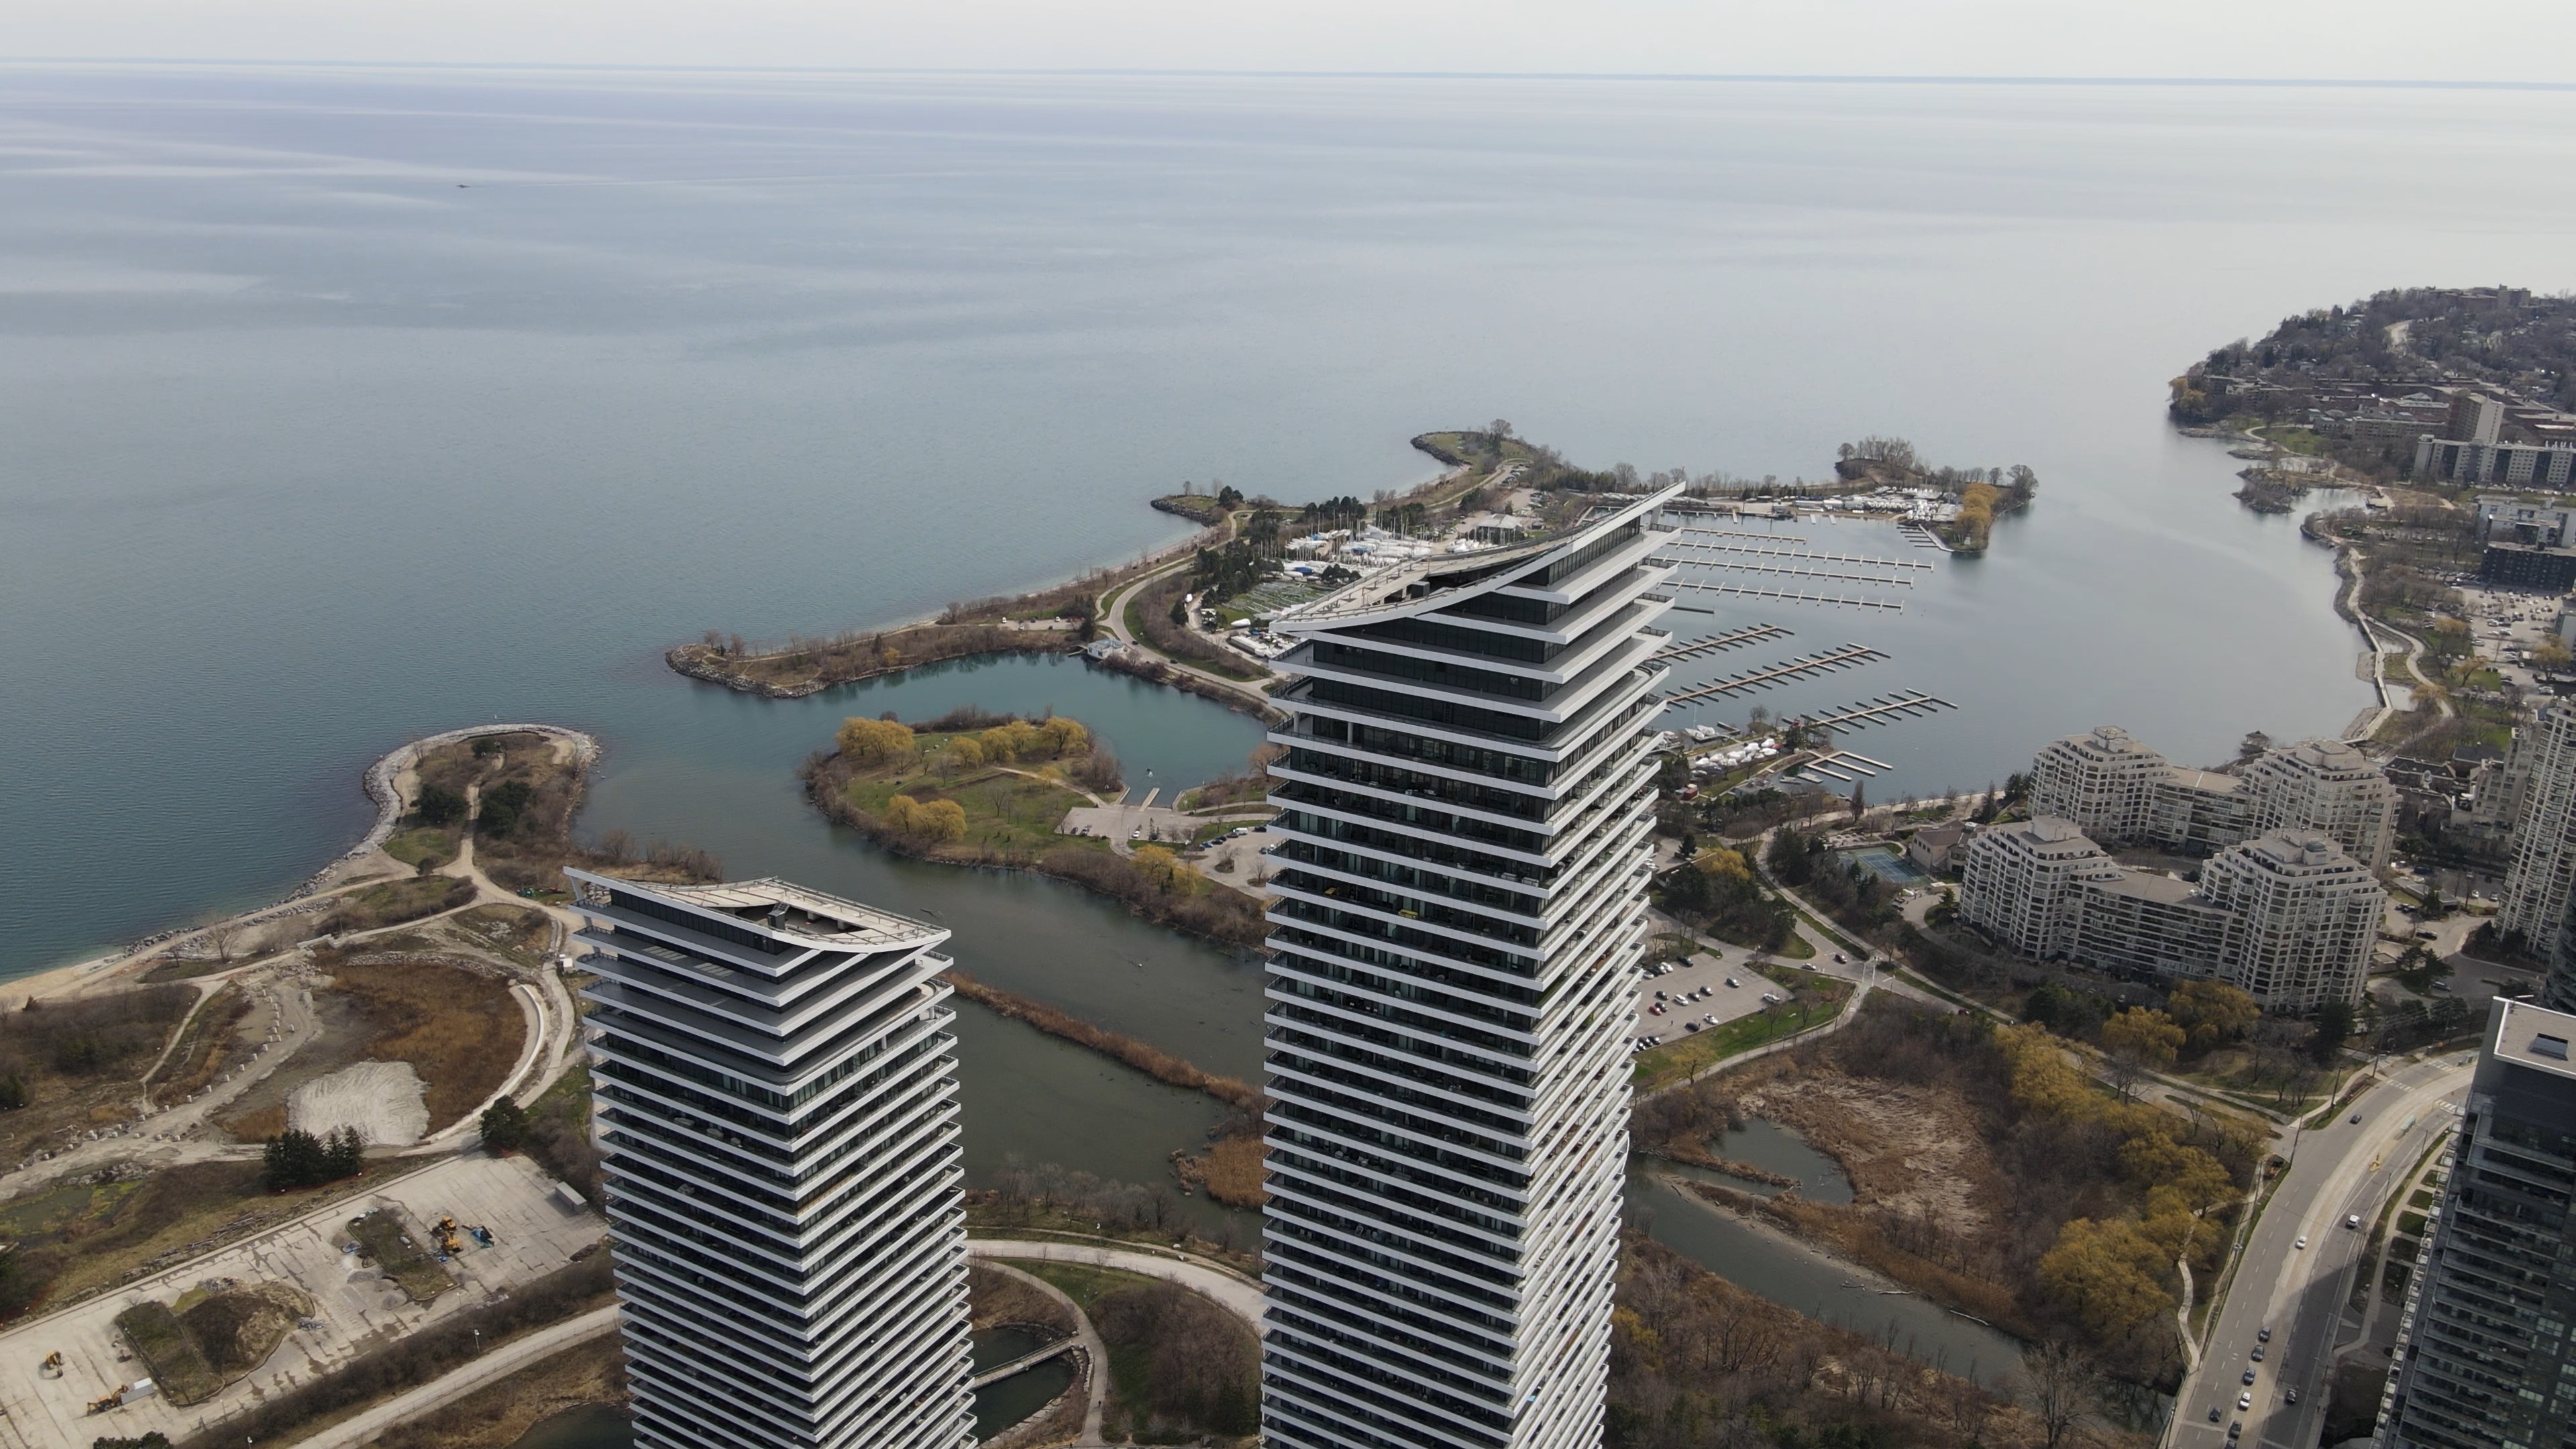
[1257,485,1679,1449]
[566,870,973,1449]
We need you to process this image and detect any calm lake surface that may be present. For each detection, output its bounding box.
[8,67,2575,1348]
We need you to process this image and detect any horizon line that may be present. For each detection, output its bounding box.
[3,58,2575,89]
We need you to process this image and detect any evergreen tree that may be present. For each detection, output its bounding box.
[480,1097,530,1154]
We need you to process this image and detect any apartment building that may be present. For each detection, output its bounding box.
[568,871,973,1449]
[1956,817,2122,962]
[1257,486,1675,1449]
[2026,726,2395,867]
[2497,700,2576,949]
[2196,833,2385,1012]
[1957,822,2382,1010]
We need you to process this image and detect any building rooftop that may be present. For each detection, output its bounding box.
[1280,484,1680,630]
[2163,766,2240,794]
[566,869,943,949]
[2088,870,2211,906]
[2490,998,2576,1083]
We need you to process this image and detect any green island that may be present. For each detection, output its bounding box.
[798,706,1272,947]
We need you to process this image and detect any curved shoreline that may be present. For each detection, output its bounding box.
[15,722,600,1002]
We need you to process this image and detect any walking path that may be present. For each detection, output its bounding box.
[291,1305,621,1449]
[974,1261,1108,1446]
[968,1238,1263,1328]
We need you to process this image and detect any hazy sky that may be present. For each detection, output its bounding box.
[11,0,2576,80]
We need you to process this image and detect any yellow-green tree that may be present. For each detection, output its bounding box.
[1695,847,1752,882]
[1132,845,1189,893]
[2167,980,2259,1052]
[2102,1007,2184,1072]
[1040,717,1089,756]
[979,720,1044,763]
[947,736,986,772]
[883,794,965,845]
[838,716,915,765]
[2039,1217,2174,1338]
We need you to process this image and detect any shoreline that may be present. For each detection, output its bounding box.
[13,722,600,1003]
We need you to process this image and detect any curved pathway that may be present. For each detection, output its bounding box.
[967,1238,1263,1328]
[290,1304,622,1449]
[975,1259,1109,1447]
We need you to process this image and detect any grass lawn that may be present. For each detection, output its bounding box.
[350,1208,455,1302]
[382,826,458,872]
[1631,973,1851,1093]
[1008,1259,1158,1313]
[843,741,1099,859]
[328,875,474,934]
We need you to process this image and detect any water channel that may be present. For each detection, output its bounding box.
[1623,1118,2027,1389]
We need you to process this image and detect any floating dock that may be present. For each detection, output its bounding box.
[1666,578,1906,612]
[1792,692,1957,731]
[1796,749,1896,782]
[1659,553,1919,588]
[1666,534,1934,572]
[1651,622,1793,663]
[1662,643,1888,705]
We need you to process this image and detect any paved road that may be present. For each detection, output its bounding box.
[293,1305,621,1449]
[2169,1054,2471,1449]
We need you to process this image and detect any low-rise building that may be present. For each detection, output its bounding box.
[1906,821,1972,875]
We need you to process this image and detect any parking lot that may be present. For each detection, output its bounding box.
[0,1153,604,1448]
[1631,947,1784,1052]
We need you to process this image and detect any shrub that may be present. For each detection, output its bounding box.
[476,779,533,837]
[414,783,467,827]
[479,1097,529,1153]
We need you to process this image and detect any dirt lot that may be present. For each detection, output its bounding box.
[1735,1064,2002,1236]
[217,958,523,1142]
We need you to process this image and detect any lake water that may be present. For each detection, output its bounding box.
[9,66,2575,1366]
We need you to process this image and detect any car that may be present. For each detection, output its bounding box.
[1655,990,1669,1000]
[2347,1214,2363,1230]
[2243,1370,2258,1385]
[2239,1393,2253,1410]
[2229,1421,2243,1440]
[2208,1407,2224,1423]
[1703,1014,1718,1025]
[1725,977,1739,988]
[2286,1389,2299,1405]
[2251,1346,2265,1362]
[2257,1326,2271,1344]
[1649,1005,1665,1016]
[1760,992,1780,1004]
[2351,1112,2363,1124]
[2295,1236,2308,1250]
[1833,952,1847,963]
[1685,1021,1703,1033]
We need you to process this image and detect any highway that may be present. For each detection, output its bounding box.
[2170,1052,2473,1449]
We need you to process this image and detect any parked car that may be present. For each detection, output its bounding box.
[2239,1393,2252,1410]
[2208,1407,2222,1423]
[2243,1369,2258,1386]
[2257,1326,2271,1344]
[2251,1346,2265,1362]
[2295,1236,2308,1250]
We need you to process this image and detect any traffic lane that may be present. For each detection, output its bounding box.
[2183,1064,2465,1447]
[2264,1098,2457,1448]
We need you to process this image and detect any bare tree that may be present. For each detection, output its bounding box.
[200,912,243,965]
[2019,1338,2096,1449]
[1487,419,1513,439]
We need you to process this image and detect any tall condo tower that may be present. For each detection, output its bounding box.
[1258,485,1680,1449]
[566,869,973,1449]
[2376,998,2576,1449]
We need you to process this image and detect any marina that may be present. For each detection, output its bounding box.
[1791,692,1960,732]
[1650,622,1794,663]
[1665,533,1935,572]
[1666,578,1907,611]
[1661,643,1889,704]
